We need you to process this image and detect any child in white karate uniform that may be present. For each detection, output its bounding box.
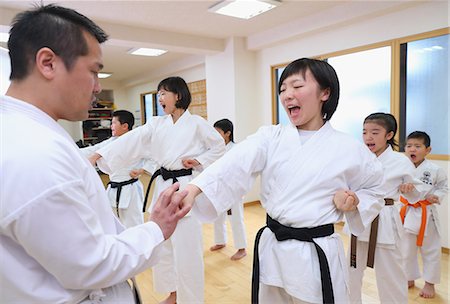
[210,119,247,261]
[181,58,386,304]
[348,113,424,304]
[402,131,448,298]
[81,110,145,228]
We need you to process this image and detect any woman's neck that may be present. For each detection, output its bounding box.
[171,108,185,123]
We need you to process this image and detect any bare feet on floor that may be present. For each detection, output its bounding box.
[159,291,176,304]
[419,282,435,298]
[230,248,247,261]
[210,244,226,251]
[408,280,415,288]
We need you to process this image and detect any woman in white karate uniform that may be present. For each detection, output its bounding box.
[347,113,424,304]
[210,118,248,261]
[181,58,386,304]
[93,77,225,304]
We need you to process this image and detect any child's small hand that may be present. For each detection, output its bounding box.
[333,190,359,211]
[130,168,144,178]
[182,159,200,169]
[425,194,439,204]
[399,183,415,193]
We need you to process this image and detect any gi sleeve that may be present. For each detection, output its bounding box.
[190,126,270,222]
[345,148,385,236]
[97,124,154,175]
[193,118,225,168]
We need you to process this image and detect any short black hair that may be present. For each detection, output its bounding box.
[214,118,234,142]
[364,112,398,148]
[278,58,340,121]
[157,77,191,110]
[113,110,134,130]
[407,131,431,148]
[8,4,108,80]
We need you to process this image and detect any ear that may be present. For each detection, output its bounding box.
[426,146,432,154]
[386,130,394,141]
[320,87,331,102]
[35,47,59,80]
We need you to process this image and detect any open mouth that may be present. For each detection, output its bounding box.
[409,154,417,161]
[288,105,300,116]
[366,143,375,150]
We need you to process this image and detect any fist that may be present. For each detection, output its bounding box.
[399,183,415,194]
[333,190,359,211]
[182,159,199,169]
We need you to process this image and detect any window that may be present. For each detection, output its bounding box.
[328,46,391,141]
[271,28,449,158]
[401,34,448,155]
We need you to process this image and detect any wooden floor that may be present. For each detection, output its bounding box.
[136,203,449,304]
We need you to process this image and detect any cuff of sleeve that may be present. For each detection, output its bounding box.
[145,221,165,245]
[344,209,364,236]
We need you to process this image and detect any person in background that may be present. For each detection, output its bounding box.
[180,58,385,304]
[210,118,248,261]
[0,5,189,303]
[402,131,448,298]
[90,76,225,304]
[347,113,424,304]
[82,110,148,228]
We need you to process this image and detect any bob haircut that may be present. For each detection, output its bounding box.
[157,76,191,110]
[278,58,340,121]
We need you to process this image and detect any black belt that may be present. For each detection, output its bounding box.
[108,178,139,218]
[252,215,335,304]
[350,198,394,268]
[143,167,192,212]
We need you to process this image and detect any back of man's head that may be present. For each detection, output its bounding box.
[8,4,108,81]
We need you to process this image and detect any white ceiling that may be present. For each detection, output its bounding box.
[0,0,427,86]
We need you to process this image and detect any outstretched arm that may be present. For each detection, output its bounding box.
[150,182,191,239]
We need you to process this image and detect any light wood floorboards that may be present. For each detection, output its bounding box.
[137,203,448,303]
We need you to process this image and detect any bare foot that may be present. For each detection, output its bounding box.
[210,244,226,251]
[419,282,435,298]
[230,248,247,261]
[408,280,415,288]
[159,291,176,304]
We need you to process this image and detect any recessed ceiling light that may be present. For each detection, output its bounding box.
[209,0,280,20]
[128,48,167,57]
[98,73,112,79]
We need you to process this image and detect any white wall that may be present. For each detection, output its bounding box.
[0,47,10,94]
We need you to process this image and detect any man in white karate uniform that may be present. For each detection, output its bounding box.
[0,5,190,303]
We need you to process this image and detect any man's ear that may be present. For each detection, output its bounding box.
[35,47,58,80]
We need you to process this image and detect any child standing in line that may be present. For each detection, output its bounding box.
[91,77,225,304]
[181,58,386,304]
[210,118,248,261]
[402,131,448,298]
[81,110,146,228]
[347,113,424,304]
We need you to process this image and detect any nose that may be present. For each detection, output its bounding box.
[94,79,102,95]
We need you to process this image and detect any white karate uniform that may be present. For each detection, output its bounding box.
[97,110,225,304]
[347,145,423,304]
[0,95,165,303]
[190,122,385,304]
[402,159,448,284]
[212,142,247,250]
[81,137,145,228]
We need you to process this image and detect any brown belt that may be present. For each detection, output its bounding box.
[350,198,394,268]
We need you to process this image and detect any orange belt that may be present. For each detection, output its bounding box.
[399,196,432,247]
